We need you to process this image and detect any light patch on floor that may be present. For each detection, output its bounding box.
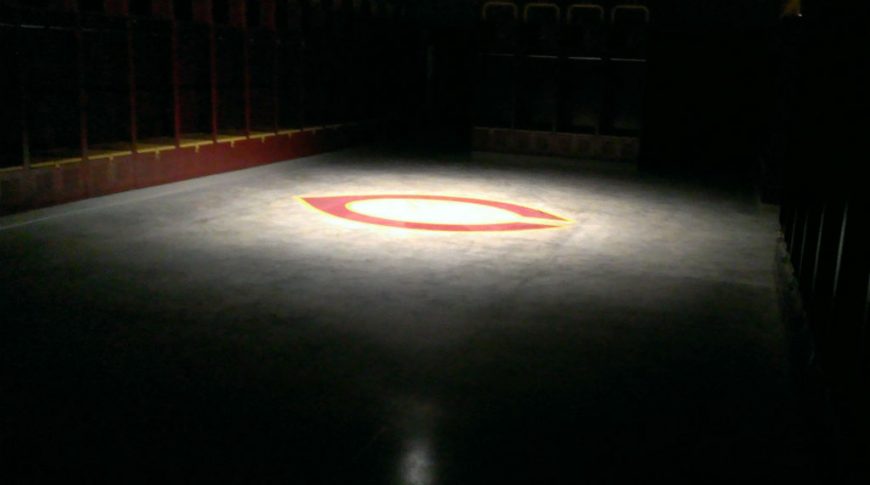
[350,197,526,225]
[298,194,571,232]
[0,147,807,483]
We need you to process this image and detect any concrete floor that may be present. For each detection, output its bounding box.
[2,147,812,483]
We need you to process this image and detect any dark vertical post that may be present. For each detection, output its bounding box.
[832,203,849,299]
[127,18,139,152]
[242,3,252,137]
[299,0,308,129]
[263,0,279,134]
[789,205,800,253]
[797,207,810,279]
[106,0,129,16]
[811,204,826,296]
[862,270,870,382]
[16,14,31,169]
[76,8,89,162]
[272,31,279,134]
[863,271,870,337]
[209,16,219,142]
[263,0,276,29]
[193,0,211,21]
[171,17,182,146]
[600,56,613,135]
[166,1,184,146]
[510,57,518,128]
[154,0,173,17]
[20,90,31,169]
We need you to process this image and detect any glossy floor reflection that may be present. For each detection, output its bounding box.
[1,147,813,483]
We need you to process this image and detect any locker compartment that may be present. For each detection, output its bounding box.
[0,24,23,168]
[562,60,604,133]
[249,30,276,132]
[215,27,246,134]
[475,54,514,128]
[516,56,558,131]
[522,2,560,56]
[565,4,605,59]
[608,60,645,134]
[609,5,649,60]
[479,1,518,55]
[21,25,82,163]
[132,18,173,142]
[276,36,303,130]
[82,16,131,149]
[176,23,212,136]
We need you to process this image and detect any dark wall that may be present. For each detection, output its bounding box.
[449,1,785,165]
[648,0,780,31]
[640,0,781,178]
[641,30,773,177]
[0,0,419,169]
[0,5,23,169]
[788,1,870,199]
[778,1,870,481]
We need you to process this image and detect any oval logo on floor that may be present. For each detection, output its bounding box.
[297,195,571,232]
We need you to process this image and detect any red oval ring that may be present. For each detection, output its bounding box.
[299,195,570,232]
